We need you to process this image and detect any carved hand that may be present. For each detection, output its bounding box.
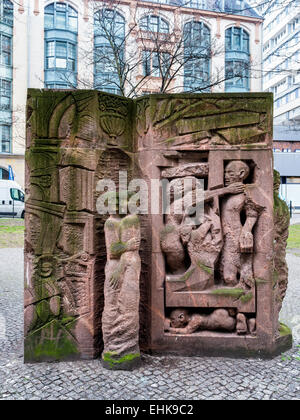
[225,182,245,195]
[164,318,171,331]
[240,230,254,253]
[126,237,140,251]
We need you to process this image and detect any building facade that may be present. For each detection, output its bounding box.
[259,0,300,125]
[0,0,263,187]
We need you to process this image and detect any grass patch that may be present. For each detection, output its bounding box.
[0,218,24,248]
[287,225,300,249]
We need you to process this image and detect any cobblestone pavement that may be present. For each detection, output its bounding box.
[0,249,299,400]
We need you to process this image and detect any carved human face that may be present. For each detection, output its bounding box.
[225,161,249,186]
[170,309,189,328]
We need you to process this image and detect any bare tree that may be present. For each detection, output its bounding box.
[72,0,259,98]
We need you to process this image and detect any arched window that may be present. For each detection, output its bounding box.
[94,9,125,95]
[225,27,250,92]
[44,2,78,89]
[140,15,169,33]
[183,21,211,92]
[0,0,13,154]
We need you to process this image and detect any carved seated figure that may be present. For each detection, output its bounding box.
[164,308,236,334]
[160,175,246,276]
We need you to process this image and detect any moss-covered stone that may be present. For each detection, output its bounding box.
[179,268,195,283]
[120,214,140,230]
[211,288,245,298]
[102,352,141,371]
[24,319,79,362]
[197,261,213,275]
[255,278,269,285]
[278,322,292,337]
[240,292,253,304]
[110,241,127,257]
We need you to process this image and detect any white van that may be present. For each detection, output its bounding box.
[0,180,25,218]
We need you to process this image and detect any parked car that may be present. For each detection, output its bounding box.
[0,180,25,218]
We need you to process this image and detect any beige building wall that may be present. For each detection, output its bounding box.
[0,0,263,188]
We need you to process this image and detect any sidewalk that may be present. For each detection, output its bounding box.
[0,248,299,400]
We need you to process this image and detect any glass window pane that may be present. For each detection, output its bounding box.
[56,42,67,56]
[140,17,148,31]
[68,6,77,17]
[56,3,66,11]
[149,16,158,32]
[67,59,75,71]
[233,28,241,49]
[47,41,55,56]
[56,58,67,68]
[143,50,151,76]
[45,14,54,29]
[68,43,75,59]
[56,11,66,29]
[47,57,55,68]
[45,3,54,13]
[69,16,77,31]
[1,125,11,153]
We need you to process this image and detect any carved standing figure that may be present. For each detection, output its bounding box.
[101,195,141,370]
[220,161,263,288]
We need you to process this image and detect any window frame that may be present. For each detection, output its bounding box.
[0,0,13,26]
[0,33,12,66]
[0,124,11,153]
[44,2,78,33]
[225,26,250,92]
[139,15,169,34]
[183,20,211,92]
[45,39,76,72]
[94,8,125,95]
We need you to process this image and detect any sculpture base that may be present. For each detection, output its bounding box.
[150,332,293,359]
[101,352,142,371]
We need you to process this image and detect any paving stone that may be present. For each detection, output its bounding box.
[0,248,299,400]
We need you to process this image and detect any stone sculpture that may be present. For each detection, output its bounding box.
[164,308,236,334]
[101,194,141,370]
[273,170,290,329]
[25,90,291,362]
[220,160,263,288]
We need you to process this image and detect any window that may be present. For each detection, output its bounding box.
[10,188,24,202]
[0,167,9,179]
[140,15,169,33]
[94,9,125,94]
[0,0,13,26]
[0,78,11,109]
[0,124,11,153]
[45,2,78,32]
[142,50,170,78]
[185,1,208,10]
[184,21,211,92]
[0,34,11,65]
[225,27,250,92]
[46,41,76,71]
[287,177,300,184]
[44,3,78,89]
